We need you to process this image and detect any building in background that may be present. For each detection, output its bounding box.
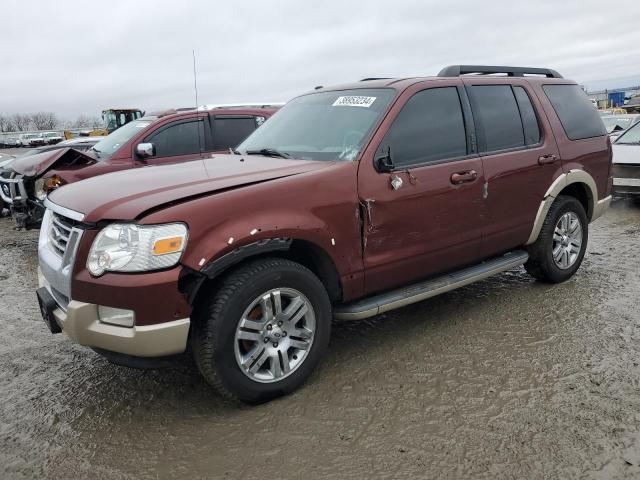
[587,86,640,110]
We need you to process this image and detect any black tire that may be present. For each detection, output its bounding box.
[191,257,332,403]
[525,195,588,283]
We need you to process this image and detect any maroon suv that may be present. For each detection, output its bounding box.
[1,104,278,228]
[37,66,611,403]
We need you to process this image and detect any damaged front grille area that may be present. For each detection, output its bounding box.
[0,172,27,205]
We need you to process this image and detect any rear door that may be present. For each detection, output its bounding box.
[358,81,485,295]
[463,79,562,257]
[142,118,206,166]
[207,115,260,153]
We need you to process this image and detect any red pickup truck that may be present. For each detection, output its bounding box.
[1,105,278,228]
[37,66,611,403]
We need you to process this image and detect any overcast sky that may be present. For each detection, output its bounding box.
[2,0,639,119]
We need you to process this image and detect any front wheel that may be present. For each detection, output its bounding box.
[525,195,588,283]
[192,257,331,403]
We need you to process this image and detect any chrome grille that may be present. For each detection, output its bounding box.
[49,213,75,257]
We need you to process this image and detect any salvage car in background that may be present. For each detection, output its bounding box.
[2,137,22,148]
[20,133,45,147]
[0,105,279,228]
[612,121,640,198]
[41,131,64,145]
[15,136,101,158]
[601,114,640,139]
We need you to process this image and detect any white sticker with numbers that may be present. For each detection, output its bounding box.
[332,96,377,108]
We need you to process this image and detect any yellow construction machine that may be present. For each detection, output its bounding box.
[64,108,144,140]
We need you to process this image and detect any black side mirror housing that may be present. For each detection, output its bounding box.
[375,145,394,172]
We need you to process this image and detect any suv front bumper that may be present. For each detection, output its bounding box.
[39,268,190,357]
[612,164,640,198]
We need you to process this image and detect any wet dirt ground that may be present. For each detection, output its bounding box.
[1,200,640,479]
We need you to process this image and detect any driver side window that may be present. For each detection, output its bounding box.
[382,87,468,168]
[146,121,201,157]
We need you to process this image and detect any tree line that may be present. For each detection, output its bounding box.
[0,112,103,133]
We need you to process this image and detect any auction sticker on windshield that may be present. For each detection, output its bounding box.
[332,96,377,108]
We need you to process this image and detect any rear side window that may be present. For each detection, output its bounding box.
[513,86,541,145]
[543,84,606,140]
[212,117,257,150]
[148,121,201,157]
[468,85,524,152]
[382,87,467,167]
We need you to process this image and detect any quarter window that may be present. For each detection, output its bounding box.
[513,86,541,146]
[212,117,258,150]
[382,87,467,167]
[468,85,524,152]
[543,84,607,140]
[148,121,201,157]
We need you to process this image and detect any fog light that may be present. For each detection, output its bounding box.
[98,306,135,327]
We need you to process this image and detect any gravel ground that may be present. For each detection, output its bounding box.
[1,200,639,479]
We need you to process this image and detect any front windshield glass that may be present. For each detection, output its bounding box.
[91,119,153,159]
[602,117,632,133]
[615,122,640,144]
[238,88,396,161]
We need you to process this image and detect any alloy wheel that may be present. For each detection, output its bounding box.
[552,211,583,269]
[234,288,316,383]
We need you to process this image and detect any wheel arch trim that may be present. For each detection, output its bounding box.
[525,169,607,246]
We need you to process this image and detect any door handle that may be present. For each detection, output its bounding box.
[450,170,478,185]
[538,154,559,165]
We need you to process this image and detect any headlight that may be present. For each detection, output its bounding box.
[87,223,188,277]
[34,178,46,200]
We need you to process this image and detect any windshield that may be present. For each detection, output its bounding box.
[615,121,640,144]
[602,117,633,133]
[91,119,153,159]
[238,88,396,161]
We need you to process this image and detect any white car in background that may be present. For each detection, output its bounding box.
[20,133,45,147]
[612,121,640,198]
[41,131,64,145]
[602,114,640,139]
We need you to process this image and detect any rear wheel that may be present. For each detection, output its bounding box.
[192,257,331,403]
[525,195,588,283]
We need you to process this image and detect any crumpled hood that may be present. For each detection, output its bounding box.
[48,154,332,222]
[10,148,96,177]
[612,144,640,165]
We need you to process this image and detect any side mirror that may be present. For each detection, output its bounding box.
[375,145,394,172]
[136,142,155,158]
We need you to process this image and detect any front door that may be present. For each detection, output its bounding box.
[357,82,485,296]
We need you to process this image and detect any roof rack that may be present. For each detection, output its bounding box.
[437,65,563,79]
[197,102,285,111]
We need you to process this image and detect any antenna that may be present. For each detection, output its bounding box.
[192,49,202,153]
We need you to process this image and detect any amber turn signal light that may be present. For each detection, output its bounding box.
[43,175,64,193]
[152,236,184,255]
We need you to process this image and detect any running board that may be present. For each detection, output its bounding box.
[334,250,529,320]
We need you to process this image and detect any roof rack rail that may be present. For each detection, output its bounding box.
[360,77,392,81]
[197,102,285,111]
[437,65,563,79]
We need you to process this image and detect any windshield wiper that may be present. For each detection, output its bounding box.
[90,146,101,158]
[245,148,291,159]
